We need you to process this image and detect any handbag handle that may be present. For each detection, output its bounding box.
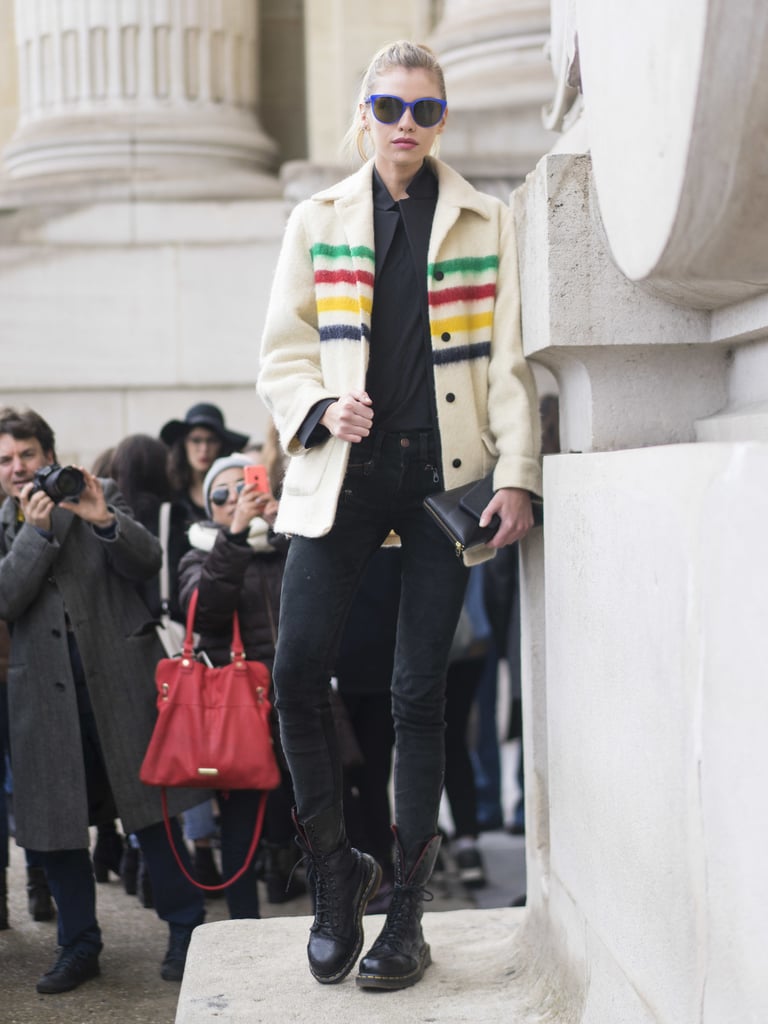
[183,588,246,661]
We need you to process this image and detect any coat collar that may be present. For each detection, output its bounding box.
[1,496,18,539]
[311,157,494,221]
[309,157,496,273]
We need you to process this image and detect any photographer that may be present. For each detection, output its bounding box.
[0,408,205,995]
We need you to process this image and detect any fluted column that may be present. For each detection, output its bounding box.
[1,0,279,201]
[428,0,558,187]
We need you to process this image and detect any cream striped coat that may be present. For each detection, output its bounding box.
[258,157,541,562]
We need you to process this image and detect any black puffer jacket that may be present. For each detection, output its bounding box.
[177,521,284,670]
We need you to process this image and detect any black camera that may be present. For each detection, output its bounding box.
[31,464,86,504]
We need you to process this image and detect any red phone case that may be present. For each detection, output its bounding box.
[244,464,268,492]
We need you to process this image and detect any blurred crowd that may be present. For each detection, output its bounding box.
[0,393,557,995]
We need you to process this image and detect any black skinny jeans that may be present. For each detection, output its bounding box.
[273,430,469,856]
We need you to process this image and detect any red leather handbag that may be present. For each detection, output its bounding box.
[140,588,280,890]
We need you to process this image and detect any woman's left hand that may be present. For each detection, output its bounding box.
[480,487,534,548]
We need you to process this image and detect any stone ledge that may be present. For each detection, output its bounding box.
[177,906,526,1024]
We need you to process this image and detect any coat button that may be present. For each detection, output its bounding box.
[441,332,451,342]
[452,458,462,468]
[51,628,61,638]
[446,393,455,402]
[434,270,444,280]
[54,682,65,691]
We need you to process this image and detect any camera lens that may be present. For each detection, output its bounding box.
[54,468,85,498]
[33,464,86,503]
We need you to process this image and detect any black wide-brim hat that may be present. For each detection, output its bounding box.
[160,402,250,452]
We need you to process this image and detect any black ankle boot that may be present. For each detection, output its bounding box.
[92,821,124,882]
[36,945,101,994]
[27,866,55,922]
[356,828,441,990]
[160,919,202,982]
[294,805,381,984]
[0,868,8,930]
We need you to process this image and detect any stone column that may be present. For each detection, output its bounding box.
[1,0,278,202]
[428,0,559,190]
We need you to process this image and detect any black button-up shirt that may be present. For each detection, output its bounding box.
[367,162,437,432]
[299,161,439,446]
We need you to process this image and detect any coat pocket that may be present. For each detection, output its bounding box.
[282,438,343,498]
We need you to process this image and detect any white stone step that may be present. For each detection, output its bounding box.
[177,906,526,1024]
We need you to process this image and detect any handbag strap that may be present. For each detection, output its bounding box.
[160,789,269,892]
[184,587,246,660]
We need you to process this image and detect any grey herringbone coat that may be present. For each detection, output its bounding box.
[0,482,202,850]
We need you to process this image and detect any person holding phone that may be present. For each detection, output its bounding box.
[258,40,542,991]
[159,405,250,888]
[176,454,289,920]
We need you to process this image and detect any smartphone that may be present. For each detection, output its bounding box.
[243,463,269,493]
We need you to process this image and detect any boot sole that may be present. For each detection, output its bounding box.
[356,943,432,990]
[310,854,382,985]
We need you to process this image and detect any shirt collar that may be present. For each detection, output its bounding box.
[372,161,438,211]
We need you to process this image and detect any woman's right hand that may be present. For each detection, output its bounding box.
[320,390,374,442]
[231,483,273,534]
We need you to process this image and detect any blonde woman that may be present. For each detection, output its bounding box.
[258,40,541,991]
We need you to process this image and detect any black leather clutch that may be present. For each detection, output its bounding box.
[424,474,543,556]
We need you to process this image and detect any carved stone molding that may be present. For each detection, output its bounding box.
[1,0,279,202]
[575,0,768,308]
[513,154,732,453]
[429,0,558,182]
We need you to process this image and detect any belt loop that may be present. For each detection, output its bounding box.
[371,430,385,461]
[357,429,383,475]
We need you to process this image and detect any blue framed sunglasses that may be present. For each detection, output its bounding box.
[366,94,447,128]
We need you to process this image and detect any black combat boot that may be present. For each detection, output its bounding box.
[294,805,381,984]
[356,827,442,990]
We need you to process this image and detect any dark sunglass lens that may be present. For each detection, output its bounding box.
[211,481,245,506]
[373,96,404,123]
[413,99,443,127]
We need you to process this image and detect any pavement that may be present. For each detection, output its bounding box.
[0,824,526,1023]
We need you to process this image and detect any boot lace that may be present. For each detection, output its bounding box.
[369,882,433,955]
[303,853,341,932]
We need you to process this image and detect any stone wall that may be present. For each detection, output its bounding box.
[510,2,768,1020]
